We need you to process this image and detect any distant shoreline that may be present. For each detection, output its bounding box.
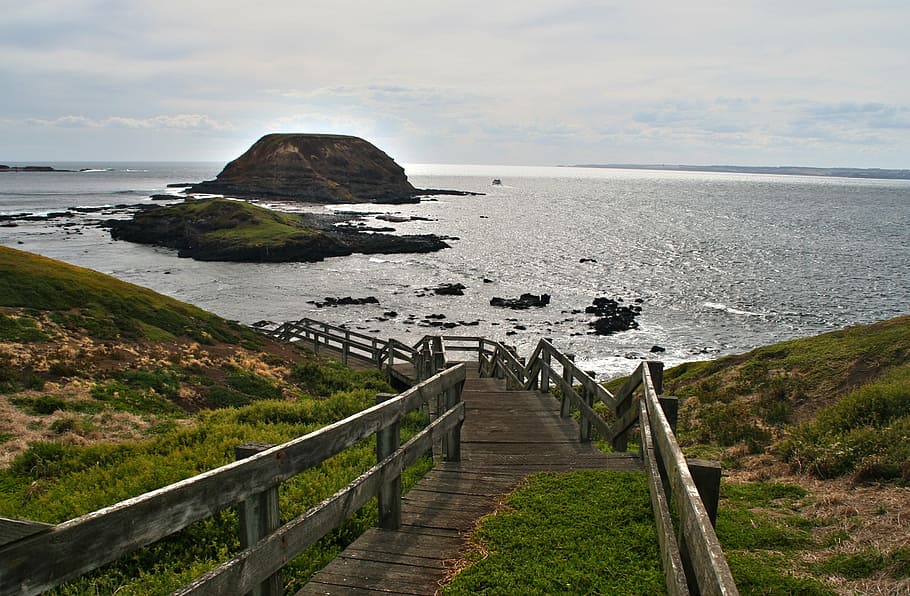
[570,163,910,181]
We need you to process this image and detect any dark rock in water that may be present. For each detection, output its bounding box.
[150,194,178,201]
[579,258,598,263]
[251,320,276,328]
[490,293,551,309]
[383,311,398,318]
[650,345,666,353]
[432,283,466,296]
[308,296,380,308]
[0,165,72,172]
[166,182,194,188]
[586,296,641,335]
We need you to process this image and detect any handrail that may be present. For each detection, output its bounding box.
[0,365,466,596]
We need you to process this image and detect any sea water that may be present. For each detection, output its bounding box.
[2,162,908,378]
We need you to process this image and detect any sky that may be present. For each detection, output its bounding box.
[1,0,908,168]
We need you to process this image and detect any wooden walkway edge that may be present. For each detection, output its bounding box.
[297,367,642,595]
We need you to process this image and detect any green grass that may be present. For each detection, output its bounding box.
[441,470,665,595]
[0,365,429,594]
[0,245,259,345]
[715,481,833,595]
[778,363,910,480]
[0,313,53,342]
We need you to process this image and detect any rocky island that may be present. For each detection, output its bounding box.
[188,133,475,203]
[106,198,450,262]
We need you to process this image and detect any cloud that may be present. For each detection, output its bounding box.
[23,114,234,131]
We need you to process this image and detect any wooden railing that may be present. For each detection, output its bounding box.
[260,320,737,594]
[0,365,466,596]
[477,337,739,596]
[262,318,433,384]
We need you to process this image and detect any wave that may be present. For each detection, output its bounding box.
[703,302,762,317]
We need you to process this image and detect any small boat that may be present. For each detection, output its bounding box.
[491,179,502,185]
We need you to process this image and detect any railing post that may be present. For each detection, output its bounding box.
[678,458,723,594]
[375,393,402,530]
[541,341,552,393]
[579,383,594,442]
[560,354,575,418]
[342,330,350,365]
[444,382,463,462]
[432,336,445,373]
[234,443,282,596]
[647,360,664,394]
[658,396,679,434]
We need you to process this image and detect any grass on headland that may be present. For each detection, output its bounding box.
[441,470,665,595]
[659,314,910,483]
[0,246,438,593]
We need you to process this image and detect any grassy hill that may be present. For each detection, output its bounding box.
[601,314,910,595]
[659,315,910,482]
[0,245,420,593]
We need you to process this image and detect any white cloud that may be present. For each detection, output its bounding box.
[22,114,234,131]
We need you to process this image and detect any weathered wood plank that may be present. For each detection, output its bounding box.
[0,518,52,549]
[640,401,690,596]
[642,365,738,596]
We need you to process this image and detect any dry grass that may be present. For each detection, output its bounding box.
[0,307,305,467]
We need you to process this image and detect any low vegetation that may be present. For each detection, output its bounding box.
[0,246,430,593]
[441,471,665,595]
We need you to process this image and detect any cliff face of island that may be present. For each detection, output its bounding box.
[189,133,420,204]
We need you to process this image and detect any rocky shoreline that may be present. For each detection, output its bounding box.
[105,198,453,263]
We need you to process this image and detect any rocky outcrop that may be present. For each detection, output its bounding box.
[105,198,450,263]
[586,297,641,335]
[188,134,420,204]
[490,293,551,309]
[0,165,71,172]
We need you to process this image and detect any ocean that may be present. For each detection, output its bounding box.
[2,161,909,379]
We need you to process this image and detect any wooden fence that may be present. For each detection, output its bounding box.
[0,364,466,596]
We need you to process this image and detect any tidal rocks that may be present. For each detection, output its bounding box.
[308,296,380,308]
[586,297,641,335]
[490,293,551,309]
[432,283,466,296]
[106,197,450,263]
[189,133,420,204]
[0,165,71,172]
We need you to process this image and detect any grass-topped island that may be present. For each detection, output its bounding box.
[105,197,450,262]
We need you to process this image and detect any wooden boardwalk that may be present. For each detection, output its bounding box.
[297,365,642,595]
